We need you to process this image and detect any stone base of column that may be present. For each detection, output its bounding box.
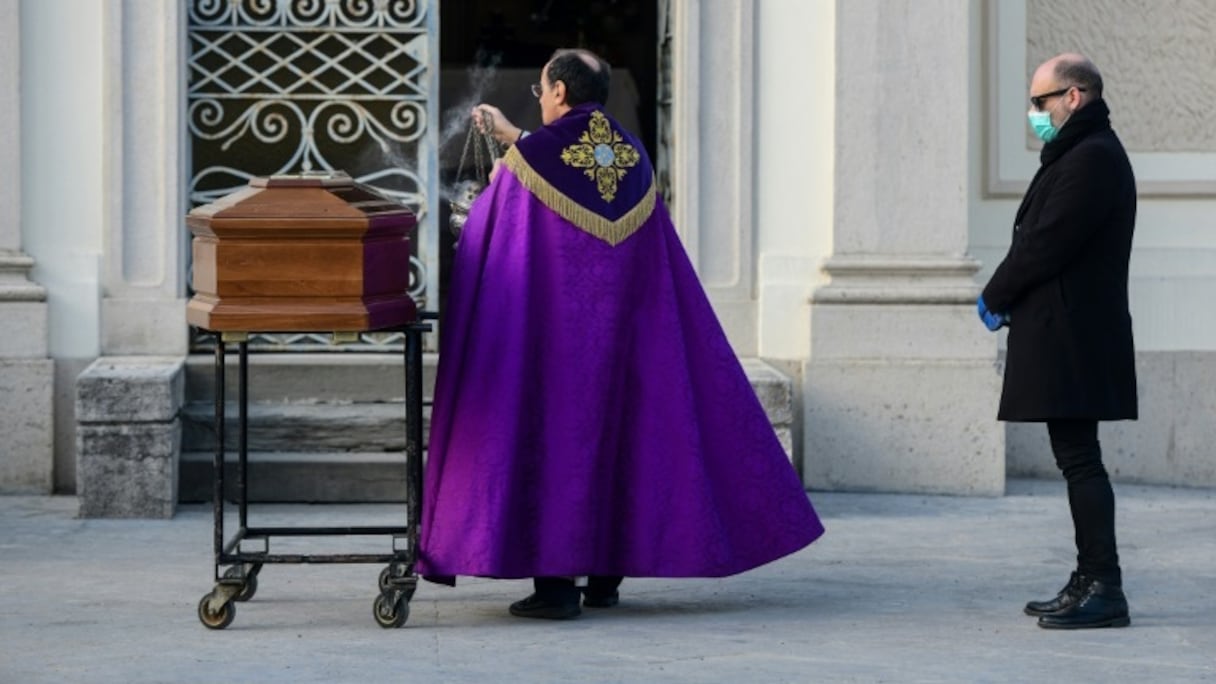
[76,357,185,518]
[804,357,1004,495]
[803,256,1005,495]
[0,358,54,493]
[0,251,53,493]
[78,423,181,518]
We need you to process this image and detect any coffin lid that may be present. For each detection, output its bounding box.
[187,171,416,236]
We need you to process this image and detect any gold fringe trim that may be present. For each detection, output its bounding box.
[503,145,655,246]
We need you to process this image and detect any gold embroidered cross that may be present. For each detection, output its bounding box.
[559,110,641,202]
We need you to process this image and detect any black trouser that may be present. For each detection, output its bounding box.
[534,576,623,602]
[1047,419,1121,585]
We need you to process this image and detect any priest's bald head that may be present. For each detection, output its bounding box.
[537,48,611,124]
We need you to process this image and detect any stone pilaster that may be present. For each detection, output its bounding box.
[669,0,757,355]
[99,0,188,356]
[66,2,189,506]
[803,0,1004,495]
[0,0,54,494]
[0,249,54,493]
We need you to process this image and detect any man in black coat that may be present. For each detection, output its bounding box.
[978,53,1136,630]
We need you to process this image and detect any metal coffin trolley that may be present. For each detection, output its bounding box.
[187,173,429,629]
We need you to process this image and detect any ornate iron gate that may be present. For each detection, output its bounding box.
[186,0,438,351]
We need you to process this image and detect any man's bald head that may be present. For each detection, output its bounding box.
[1034,53,1103,101]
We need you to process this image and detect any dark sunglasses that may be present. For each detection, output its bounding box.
[1030,86,1086,110]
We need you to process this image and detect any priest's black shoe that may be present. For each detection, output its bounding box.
[1024,571,1088,617]
[509,578,581,620]
[1037,579,1130,630]
[509,593,581,619]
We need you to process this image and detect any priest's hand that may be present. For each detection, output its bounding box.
[472,104,524,147]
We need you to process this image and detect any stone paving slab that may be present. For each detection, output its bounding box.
[1,480,1214,683]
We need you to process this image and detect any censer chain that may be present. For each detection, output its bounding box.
[456,109,500,186]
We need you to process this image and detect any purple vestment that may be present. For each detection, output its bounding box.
[417,104,824,581]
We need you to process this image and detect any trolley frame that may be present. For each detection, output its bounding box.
[197,320,431,629]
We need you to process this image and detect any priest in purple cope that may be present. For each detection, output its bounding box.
[417,48,825,620]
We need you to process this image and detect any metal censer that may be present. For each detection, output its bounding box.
[449,109,500,239]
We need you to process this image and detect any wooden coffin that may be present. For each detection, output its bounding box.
[186,172,418,333]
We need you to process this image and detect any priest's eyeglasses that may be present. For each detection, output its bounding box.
[1030,86,1085,110]
[530,82,543,98]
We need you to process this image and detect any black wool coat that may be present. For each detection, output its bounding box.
[981,99,1138,422]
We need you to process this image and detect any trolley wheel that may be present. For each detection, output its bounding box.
[378,566,395,593]
[378,566,416,601]
[235,574,257,602]
[198,593,235,630]
[373,593,409,628]
[224,566,258,602]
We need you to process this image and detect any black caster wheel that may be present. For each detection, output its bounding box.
[235,575,257,602]
[378,566,395,593]
[378,566,416,601]
[198,593,235,630]
[224,566,258,602]
[373,593,409,628]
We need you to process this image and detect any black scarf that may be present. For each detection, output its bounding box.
[1039,98,1112,166]
[1014,99,1113,227]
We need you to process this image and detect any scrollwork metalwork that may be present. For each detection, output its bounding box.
[189,0,423,29]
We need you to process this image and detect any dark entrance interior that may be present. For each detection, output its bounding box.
[436,0,658,311]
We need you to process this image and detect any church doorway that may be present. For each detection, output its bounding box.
[435,0,661,314]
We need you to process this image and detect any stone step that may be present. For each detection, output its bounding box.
[178,451,411,503]
[183,352,439,404]
[180,402,431,453]
[740,358,796,456]
[177,357,796,503]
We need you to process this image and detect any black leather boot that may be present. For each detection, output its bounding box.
[1037,579,1130,629]
[1024,571,1088,617]
[509,578,581,620]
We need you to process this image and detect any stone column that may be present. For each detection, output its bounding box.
[0,0,54,493]
[70,2,188,513]
[803,0,1004,495]
[669,0,758,355]
[99,0,188,356]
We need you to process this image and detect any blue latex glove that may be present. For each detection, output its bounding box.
[976,295,1007,331]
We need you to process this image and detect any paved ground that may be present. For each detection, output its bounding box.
[2,479,1214,683]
